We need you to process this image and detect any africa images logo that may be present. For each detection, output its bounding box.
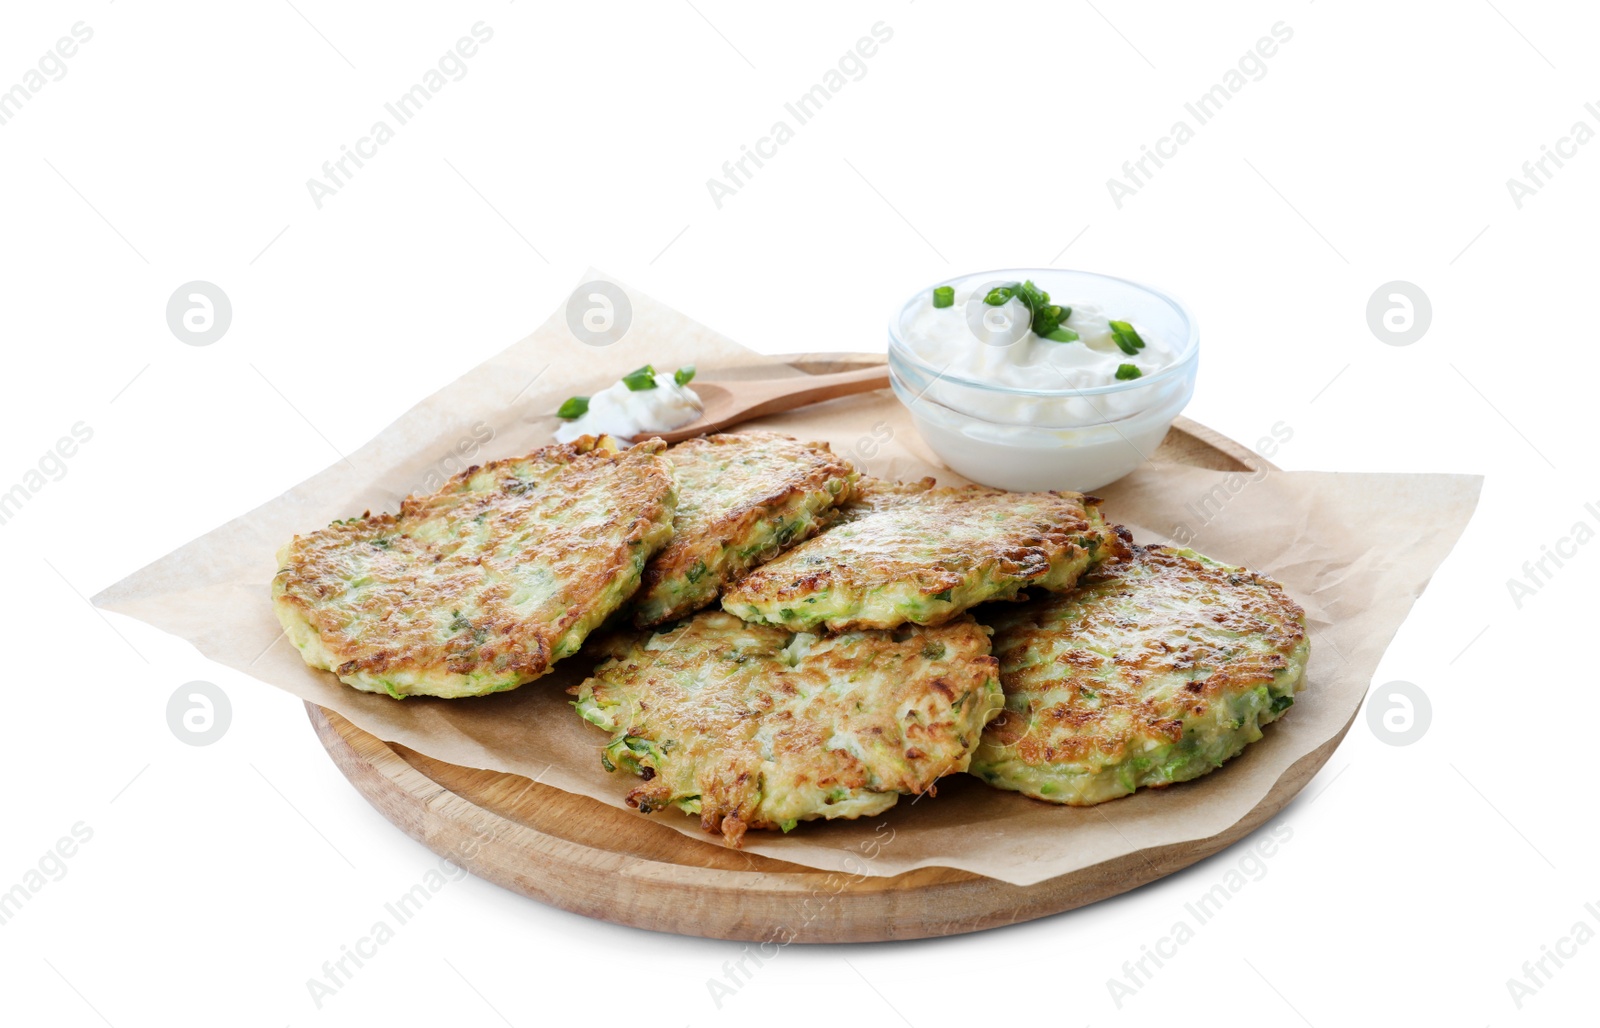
[304,22,495,209]
[704,21,894,208]
[1105,21,1294,209]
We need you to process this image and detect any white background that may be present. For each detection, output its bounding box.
[1,1,1594,1025]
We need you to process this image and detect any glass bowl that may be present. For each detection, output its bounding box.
[887,268,1199,492]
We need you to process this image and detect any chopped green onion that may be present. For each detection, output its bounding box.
[622,365,658,391]
[983,283,1019,306]
[931,285,955,308]
[1031,299,1077,342]
[1115,363,1142,380]
[557,395,589,419]
[674,365,696,387]
[1032,304,1066,338]
[1108,320,1146,356]
[1014,279,1050,315]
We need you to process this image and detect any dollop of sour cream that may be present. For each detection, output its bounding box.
[902,288,1174,390]
[554,372,702,444]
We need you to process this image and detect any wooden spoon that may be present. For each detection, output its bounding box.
[639,365,890,443]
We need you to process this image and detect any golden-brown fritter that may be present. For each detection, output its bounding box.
[632,432,855,627]
[272,435,676,698]
[721,477,1123,632]
[572,610,1003,845]
[972,545,1308,804]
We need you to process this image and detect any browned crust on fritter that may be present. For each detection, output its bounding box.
[722,475,1124,629]
[984,544,1307,768]
[574,611,1002,845]
[273,435,676,695]
[633,432,855,626]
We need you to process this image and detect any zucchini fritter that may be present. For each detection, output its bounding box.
[272,435,677,699]
[632,433,856,627]
[721,478,1121,632]
[572,610,1003,845]
[971,545,1308,804]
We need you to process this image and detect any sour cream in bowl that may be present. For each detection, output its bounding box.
[888,269,1198,492]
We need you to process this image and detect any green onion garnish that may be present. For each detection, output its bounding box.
[1029,296,1078,342]
[1032,304,1066,338]
[557,395,589,419]
[1115,363,1142,380]
[1108,320,1146,356]
[622,365,658,391]
[1014,280,1050,315]
[983,283,1019,306]
[932,286,954,308]
[674,365,696,387]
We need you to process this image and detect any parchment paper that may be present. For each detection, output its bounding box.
[94,271,1482,888]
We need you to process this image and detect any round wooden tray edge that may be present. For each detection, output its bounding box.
[308,701,1354,943]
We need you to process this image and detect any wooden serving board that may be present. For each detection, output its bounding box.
[308,353,1337,943]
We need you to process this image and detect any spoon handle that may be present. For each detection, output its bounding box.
[643,365,892,442]
[732,366,890,421]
